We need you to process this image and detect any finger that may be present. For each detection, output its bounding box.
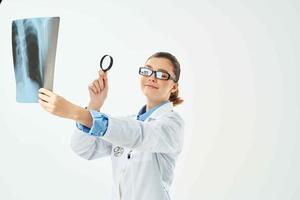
[88,86,95,94]
[89,84,98,94]
[88,87,98,96]
[93,82,100,93]
[98,70,104,76]
[98,76,104,90]
[39,99,52,110]
[92,85,98,93]
[99,70,107,86]
[38,93,52,103]
[100,70,108,77]
[93,79,101,93]
[103,74,108,88]
[39,88,54,97]
[99,70,108,78]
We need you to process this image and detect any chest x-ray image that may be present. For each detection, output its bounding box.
[12,17,60,103]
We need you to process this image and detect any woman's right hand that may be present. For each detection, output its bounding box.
[87,70,109,111]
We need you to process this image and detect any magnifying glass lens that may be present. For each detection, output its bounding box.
[101,58,111,70]
[100,55,113,72]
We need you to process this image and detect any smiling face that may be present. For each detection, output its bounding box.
[140,57,178,108]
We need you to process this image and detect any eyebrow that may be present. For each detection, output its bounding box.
[145,64,169,73]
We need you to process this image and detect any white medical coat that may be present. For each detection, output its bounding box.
[71,102,185,200]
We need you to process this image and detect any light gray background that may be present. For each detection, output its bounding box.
[0,0,299,199]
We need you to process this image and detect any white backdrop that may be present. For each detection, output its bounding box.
[0,0,299,199]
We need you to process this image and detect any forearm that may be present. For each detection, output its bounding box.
[101,114,184,153]
[71,104,93,128]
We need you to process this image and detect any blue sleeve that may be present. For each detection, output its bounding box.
[75,110,109,137]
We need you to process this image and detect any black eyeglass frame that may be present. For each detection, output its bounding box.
[139,67,177,82]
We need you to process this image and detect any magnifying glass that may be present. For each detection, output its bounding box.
[100,54,113,72]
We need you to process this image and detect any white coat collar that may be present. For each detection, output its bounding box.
[146,101,174,120]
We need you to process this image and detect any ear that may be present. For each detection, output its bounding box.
[170,83,178,93]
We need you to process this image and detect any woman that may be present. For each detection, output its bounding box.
[38,52,185,200]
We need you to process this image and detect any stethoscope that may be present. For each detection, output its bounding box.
[99,54,113,72]
[113,146,132,159]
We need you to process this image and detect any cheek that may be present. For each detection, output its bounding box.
[157,82,172,94]
[140,77,146,89]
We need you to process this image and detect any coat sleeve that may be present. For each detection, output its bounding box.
[101,112,185,153]
[70,128,112,160]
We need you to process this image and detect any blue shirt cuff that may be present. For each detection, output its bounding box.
[75,110,109,137]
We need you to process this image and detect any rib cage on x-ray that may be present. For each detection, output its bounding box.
[12,17,59,103]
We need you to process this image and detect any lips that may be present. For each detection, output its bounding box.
[145,85,158,89]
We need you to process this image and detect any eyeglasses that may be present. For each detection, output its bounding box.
[139,67,177,82]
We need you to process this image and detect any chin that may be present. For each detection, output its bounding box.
[143,89,159,100]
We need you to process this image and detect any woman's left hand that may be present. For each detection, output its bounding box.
[38,88,76,119]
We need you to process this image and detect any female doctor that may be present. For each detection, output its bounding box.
[38,52,185,200]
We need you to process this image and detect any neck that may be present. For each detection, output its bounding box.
[146,100,168,111]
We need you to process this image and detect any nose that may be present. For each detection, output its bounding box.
[148,72,157,82]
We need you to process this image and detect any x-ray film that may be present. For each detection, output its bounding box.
[12,17,60,103]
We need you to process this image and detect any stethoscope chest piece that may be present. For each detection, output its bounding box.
[113,146,124,157]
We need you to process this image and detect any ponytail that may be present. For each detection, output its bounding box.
[169,89,184,106]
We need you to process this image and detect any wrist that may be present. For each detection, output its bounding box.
[71,105,93,128]
[70,104,85,121]
[87,102,102,111]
